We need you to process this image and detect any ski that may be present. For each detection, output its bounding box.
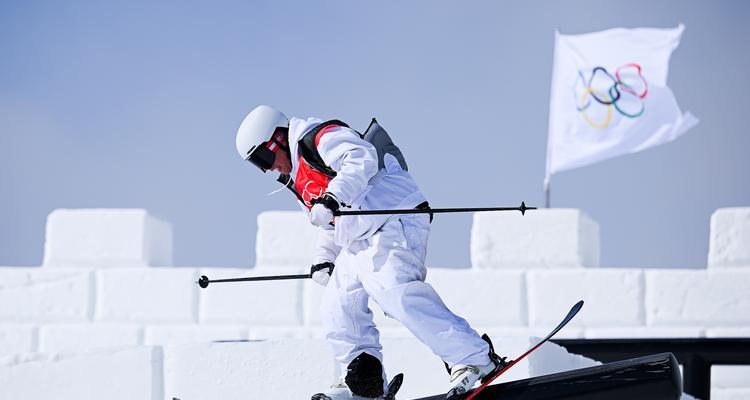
[441,300,584,400]
[311,372,404,400]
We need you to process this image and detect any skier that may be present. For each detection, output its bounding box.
[235,105,508,399]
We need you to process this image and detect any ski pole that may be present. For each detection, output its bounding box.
[197,273,310,288]
[333,201,536,217]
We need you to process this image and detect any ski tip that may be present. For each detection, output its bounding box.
[572,300,584,314]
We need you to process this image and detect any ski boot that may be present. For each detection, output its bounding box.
[311,353,403,400]
[445,334,510,399]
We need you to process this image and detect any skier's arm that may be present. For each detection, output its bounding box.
[316,127,379,206]
[310,228,341,286]
[313,228,342,265]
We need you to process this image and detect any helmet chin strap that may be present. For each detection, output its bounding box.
[266,173,292,196]
[268,173,305,204]
[265,185,286,196]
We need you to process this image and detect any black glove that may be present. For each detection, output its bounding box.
[311,193,341,212]
[309,193,341,227]
[310,262,335,286]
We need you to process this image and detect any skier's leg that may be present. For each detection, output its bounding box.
[358,215,491,369]
[320,259,386,396]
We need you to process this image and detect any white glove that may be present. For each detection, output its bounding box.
[309,193,340,227]
[310,262,335,286]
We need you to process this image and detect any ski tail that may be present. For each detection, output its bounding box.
[385,373,404,400]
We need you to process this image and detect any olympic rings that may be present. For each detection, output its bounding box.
[580,86,613,129]
[588,67,621,105]
[573,71,591,111]
[610,82,645,118]
[616,63,648,99]
[572,63,648,129]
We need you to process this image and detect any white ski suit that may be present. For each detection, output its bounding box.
[287,117,491,382]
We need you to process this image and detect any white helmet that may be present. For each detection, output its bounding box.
[236,105,289,172]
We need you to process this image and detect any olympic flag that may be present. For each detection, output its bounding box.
[545,24,698,184]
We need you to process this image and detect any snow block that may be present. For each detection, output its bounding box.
[39,324,141,353]
[424,269,526,326]
[713,365,750,389]
[481,326,585,340]
[144,325,246,346]
[163,339,335,400]
[646,270,750,326]
[471,208,599,269]
[708,208,750,268]
[199,268,303,325]
[0,325,37,355]
[43,208,173,267]
[0,346,163,400]
[248,326,324,340]
[0,268,93,322]
[706,327,750,337]
[712,388,750,400]
[528,269,644,327]
[96,268,197,323]
[255,211,319,268]
[520,337,600,379]
[583,327,703,339]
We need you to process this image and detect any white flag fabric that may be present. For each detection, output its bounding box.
[545,24,698,180]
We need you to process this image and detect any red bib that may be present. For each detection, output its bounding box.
[294,125,338,210]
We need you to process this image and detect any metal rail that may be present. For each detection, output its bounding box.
[552,338,750,400]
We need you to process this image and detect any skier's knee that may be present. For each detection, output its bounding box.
[372,281,429,320]
[345,353,385,397]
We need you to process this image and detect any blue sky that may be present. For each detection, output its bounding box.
[2,0,748,268]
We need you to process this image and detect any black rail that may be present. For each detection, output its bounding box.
[552,338,750,400]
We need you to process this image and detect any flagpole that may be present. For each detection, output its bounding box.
[544,176,551,208]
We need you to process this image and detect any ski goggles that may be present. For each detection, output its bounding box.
[246,128,287,172]
[246,144,276,172]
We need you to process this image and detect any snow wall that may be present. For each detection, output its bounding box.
[1,207,749,399]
